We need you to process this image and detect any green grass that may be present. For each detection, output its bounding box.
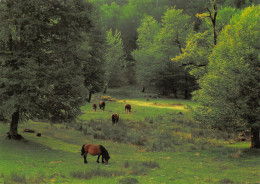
[0,88,259,183]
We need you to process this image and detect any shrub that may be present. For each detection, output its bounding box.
[118,177,139,184]
[124,161,130,168]
[127,129,147,146]
[141,161,160,169]
[130,165,147,175]
[5,173,27,184]
[70,168,123,180]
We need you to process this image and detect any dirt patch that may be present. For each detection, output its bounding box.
[118,100,187,110]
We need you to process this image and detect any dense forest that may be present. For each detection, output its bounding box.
[0,0,259,149]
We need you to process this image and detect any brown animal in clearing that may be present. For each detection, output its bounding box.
[36,132,41,137]
[23,129,35,133]
[111,113,119,124]
[99,101,106,111]
[81,144,110,164]
[92,103,97,111]
[125,104,131,113]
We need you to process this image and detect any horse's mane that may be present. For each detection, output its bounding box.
[100,145,110,159]
[81,144,85,156]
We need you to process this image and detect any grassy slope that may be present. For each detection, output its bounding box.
[0,87,259,184]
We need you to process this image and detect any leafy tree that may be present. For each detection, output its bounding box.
[104,29,126,89]
[133,10,197,98]
[172,31,213,78]
[132,16,161,89]
[223,0,259,9]
[155,8,196,98]
[0,0,95,139]
[173,5,240,78]
[193,5,260,148]
[198,5,240,44]
[159,8,193,54]
[80,9,106,102]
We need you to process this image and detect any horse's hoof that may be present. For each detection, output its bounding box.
[84,162,88,164]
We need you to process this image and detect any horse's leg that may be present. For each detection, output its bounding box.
[101,155,105,163]
[84,153,88,163]
[97,155,101,163]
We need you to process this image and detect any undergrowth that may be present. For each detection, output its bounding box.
[73,114,236,152]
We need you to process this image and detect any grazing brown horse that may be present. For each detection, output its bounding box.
[99,101,106,111]
[125,104,131,113]
[81,144,110,164]
[111,113,119,124]
[92,103,97,111]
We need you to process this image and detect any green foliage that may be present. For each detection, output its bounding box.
[132,16,161,87]
[159,8,193,54]
[199,6,241,35]
[193,5,260,130]
[173,31,212,78]
[104,29,127,87]
[223,0,260,9]
[132,9,197,98]
[0,0,99,124]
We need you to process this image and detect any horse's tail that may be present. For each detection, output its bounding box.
[81,144,85,156]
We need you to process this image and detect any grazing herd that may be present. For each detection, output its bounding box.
[91,101,131,125]
[83,101,132,164]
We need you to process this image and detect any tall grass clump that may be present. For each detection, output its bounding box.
[118,177,139,184]
[141,161,160,169]
[4,173,27,184]
[70,168,123,180]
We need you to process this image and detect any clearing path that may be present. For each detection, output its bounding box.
[118,100,187,111]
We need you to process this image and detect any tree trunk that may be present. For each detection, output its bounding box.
[206,0,218,46]
[103,84,107,94]
[184,73,189,99]
[173,89,178,98]
[250,127,260,149]
[7,111,23,140]
[88,91,92,103]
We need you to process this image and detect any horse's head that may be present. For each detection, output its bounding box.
[104,155,110,164]
[100,145,110,164]
[81,144,85,156]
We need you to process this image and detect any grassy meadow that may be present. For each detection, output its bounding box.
[0,87,259,184]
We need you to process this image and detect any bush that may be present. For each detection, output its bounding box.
[4,173,27,184]
[130,165,147,175]
[70,168,123,180]
[141,161,160,169]
[118,177,139,184]
[124,161,130,168]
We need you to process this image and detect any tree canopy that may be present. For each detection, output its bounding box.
[193,5,260,148]
[0,0,99,139]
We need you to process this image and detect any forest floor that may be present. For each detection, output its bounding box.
[0,86,259,184]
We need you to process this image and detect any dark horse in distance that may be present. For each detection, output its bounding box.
[99,101,106,111]
[125,104,131,113]
[81,144,110,164]
[111,113,119,124]
[92,103,97,111]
